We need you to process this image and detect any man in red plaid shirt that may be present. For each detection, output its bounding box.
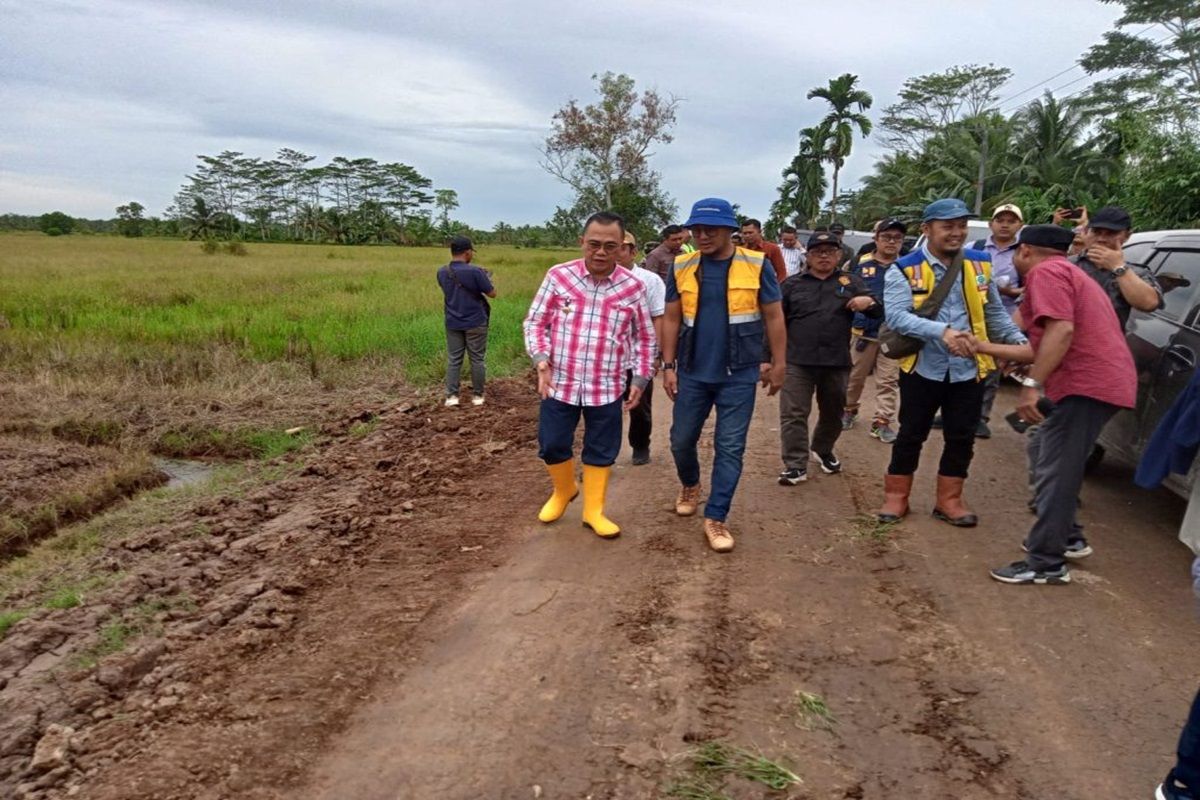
[523,211,656,538]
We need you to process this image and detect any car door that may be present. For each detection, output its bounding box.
[1137,247,1200,448]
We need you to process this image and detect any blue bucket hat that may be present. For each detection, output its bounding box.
[923,198,974,222]
[684,197,739,229]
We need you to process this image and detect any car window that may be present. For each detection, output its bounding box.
[1154,250,1200,324]
[1122,241,1155,267]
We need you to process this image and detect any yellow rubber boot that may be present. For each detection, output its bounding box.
[581,464,620,538]
[538,460,578,523]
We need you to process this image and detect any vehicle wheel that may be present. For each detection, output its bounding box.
[1084,443,1105,475]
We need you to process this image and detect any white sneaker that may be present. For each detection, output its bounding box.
[444,396,460,407]
[471,395,485,407]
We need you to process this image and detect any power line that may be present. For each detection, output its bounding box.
[993,22,1162,109]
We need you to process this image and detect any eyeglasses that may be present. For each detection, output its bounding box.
[877,234,904,243]
[584,240,621,253]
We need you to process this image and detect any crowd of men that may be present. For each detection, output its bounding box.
[437,196,1197,800]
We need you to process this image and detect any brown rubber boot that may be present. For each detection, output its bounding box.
[877,473,912,523]
[932,474,978,527]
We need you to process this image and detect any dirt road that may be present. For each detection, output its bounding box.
[13,379,1198,799]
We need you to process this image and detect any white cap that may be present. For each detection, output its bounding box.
[991,203,1024,222]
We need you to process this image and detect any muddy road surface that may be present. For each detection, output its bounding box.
[7,380,1197,799]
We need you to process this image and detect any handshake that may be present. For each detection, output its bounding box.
[941,327,984,358]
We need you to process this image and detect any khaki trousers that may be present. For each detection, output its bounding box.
[844,334,899,424]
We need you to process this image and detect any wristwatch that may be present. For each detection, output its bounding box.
[1111,265,1128,277]
[1017,376,1044,391]
[660,361,677,371]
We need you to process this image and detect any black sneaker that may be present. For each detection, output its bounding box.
[976,420,992,439]
[990,560,1071,585]
[631,447,650,466]
[931,413,943,429]
[812,452,842,474]
[1158,772,1197,800]
[778,468,807,485]
[1021,538,1093,561]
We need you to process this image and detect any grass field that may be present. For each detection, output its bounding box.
[0,234,574,386]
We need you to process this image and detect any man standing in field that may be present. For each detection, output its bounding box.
[661,198,787,552]
[973,225,1136,584]
[619,231,666,465]
[523,212,656,538]
[842,218,905,443]
[436,235,495,407]
[740,219,788,283]
[644,225,686,284]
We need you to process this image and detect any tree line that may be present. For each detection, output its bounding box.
[768,0,1200,233]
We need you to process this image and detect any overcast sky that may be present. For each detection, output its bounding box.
[1,0,1124,227]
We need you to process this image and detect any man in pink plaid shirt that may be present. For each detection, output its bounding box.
[523,211,656,539]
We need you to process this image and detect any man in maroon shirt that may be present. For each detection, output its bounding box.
[974,225,1136,585]
[740,219,788,283]
[643,224,686,283]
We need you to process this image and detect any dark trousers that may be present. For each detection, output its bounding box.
[780,365,848,469]
[670,375,757,522]
[624,371,654,450]
[445,325,488,395]
[537,397,623,467]
[1025,396,1118,570]
[979,370,1000,423]
[889,371,985,478]
[1172,687,1200,789]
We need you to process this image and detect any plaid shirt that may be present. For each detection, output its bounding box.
[524,259,656,406]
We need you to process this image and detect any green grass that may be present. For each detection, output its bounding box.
[850,512,900,542]
[155,425,314,459]
[0,610,27,639]
[0,234,575,386]
[793,690,837,730]
[665,741,802,797]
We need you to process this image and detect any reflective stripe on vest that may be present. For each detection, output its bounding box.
[674,247,764,325]
[898,257,997,380]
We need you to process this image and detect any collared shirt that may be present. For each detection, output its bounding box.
[883,245,1027,383]
[1071,254,1164,329]
[524,259,656,407]
[744,240,787,283]
[630,265,666,317]
[780,243,805,277]
[980,235,1020,314]
[780,270,881,368]
[643,244,679,283]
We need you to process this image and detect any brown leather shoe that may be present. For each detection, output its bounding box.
[877,473,913,523]
[704,518,734,552]
[675,484,702,516]
[933,474,978,527]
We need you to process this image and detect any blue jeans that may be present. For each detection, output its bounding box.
[1172,687,1200,789]
[538,397,623,467]
[669,375,757,522]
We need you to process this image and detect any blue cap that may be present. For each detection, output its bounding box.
[923,198,974,222]
[683,197,739,229]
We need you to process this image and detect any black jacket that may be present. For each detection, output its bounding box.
[778,270,881,367]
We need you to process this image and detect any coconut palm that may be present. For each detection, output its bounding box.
[807,74,873,222]
[770,125,830,228]
[1009,92,1116,206]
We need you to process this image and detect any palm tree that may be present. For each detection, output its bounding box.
[770,125,830,228]
[807,74,873,222]
[1009,92,1115,205]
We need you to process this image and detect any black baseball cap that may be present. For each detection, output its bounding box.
[829,222,846,233]
[877,218,906,235]
[449,235,474,254]
[1089,206,1132,231]
[1017,224,1075,252]
[807,231,842,250]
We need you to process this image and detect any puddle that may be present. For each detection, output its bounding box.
[154,458,217,489]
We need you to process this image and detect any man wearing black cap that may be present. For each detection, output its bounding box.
[776,232,881,485]
[829,222,856,270]
[1072,205,1163,328]
[436,235,496,407]
[842,218,905,444]
[973,225,1136,585]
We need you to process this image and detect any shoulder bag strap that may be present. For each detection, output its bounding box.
[917,249,965,319]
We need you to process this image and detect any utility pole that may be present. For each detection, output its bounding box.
[974,120,988,216]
